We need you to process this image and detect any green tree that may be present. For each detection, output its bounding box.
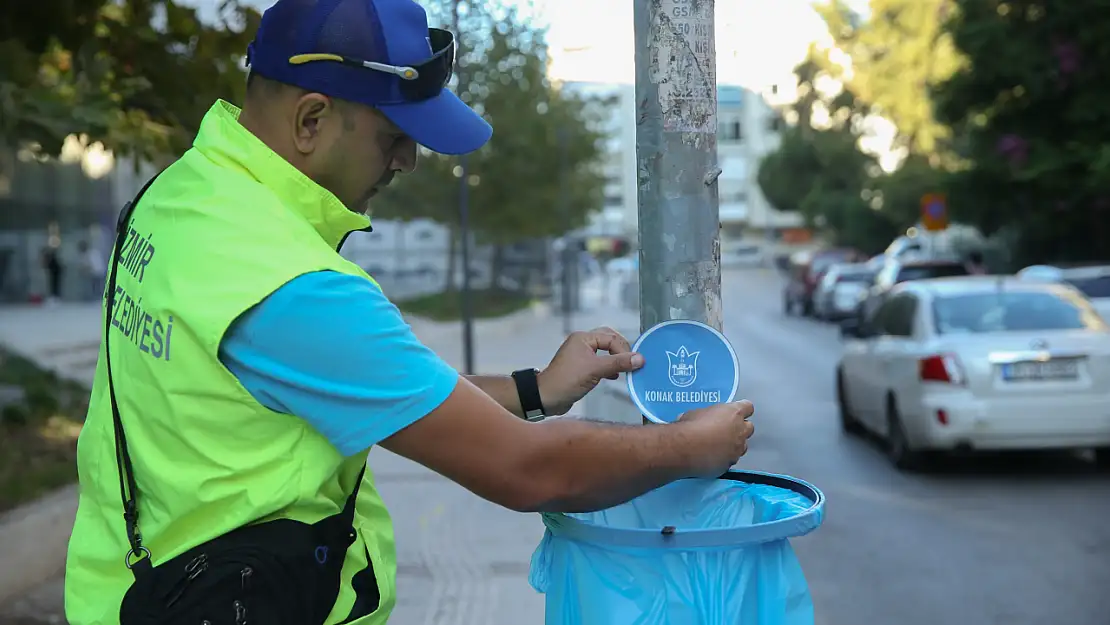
[933,0,1110,264]
[758,51,902,253]
[372,0,608,288]
[1,0,260,161]
[815,0,962,163]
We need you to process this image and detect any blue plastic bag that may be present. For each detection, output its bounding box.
[529,471,825,625]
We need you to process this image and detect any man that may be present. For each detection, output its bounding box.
[64,0,757,623]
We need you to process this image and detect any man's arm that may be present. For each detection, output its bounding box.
[466,328,643,418]
[379,376,724,513]
[220,270,753,514]
[465,375,524,418]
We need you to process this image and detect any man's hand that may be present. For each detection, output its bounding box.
[678,401,756,477]
[538,327,644,416]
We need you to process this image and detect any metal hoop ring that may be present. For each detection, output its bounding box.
[125,546,151,569]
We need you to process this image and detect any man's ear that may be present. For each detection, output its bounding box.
[292,93,335,155]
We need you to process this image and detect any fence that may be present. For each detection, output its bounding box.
[340,222,556,302]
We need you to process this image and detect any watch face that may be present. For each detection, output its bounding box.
[627,319,739,424]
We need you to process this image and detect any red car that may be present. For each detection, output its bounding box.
[783,248,864,316]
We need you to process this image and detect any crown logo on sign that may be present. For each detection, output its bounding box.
[665,345,700,388]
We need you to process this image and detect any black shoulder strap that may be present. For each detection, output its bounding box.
[107,172,164,578]
[107,171,369,581]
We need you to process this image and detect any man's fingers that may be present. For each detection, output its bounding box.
[583,327,633,355]
[733,399,755,419]
[595,352,645,379]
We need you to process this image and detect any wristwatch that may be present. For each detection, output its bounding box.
[511,368,547,422]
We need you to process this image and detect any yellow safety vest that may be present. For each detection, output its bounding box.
[65,100,397,625]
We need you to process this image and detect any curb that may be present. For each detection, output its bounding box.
[0,485,78,606]
[0,340,91,608]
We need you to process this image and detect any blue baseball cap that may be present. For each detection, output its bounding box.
[246,0,493,155]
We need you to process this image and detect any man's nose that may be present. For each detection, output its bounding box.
[391,138,418,174]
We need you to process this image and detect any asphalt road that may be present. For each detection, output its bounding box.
[721,268,1110,625]
[4,267,1109,624]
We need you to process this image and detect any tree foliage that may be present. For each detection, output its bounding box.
[757,51,902,254]
[372,0,609,254]
[1,0,259,161]
[816,0,961,162]
[933,0,1110,264]
[757,0,980,255]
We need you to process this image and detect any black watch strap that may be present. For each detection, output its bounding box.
[511,368,546,421]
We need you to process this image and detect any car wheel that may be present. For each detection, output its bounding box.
[886,396,926,471]
[836,369,864,435]
[1095,447,1110,471]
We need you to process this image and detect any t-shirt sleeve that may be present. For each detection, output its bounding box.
[218,270,460,456]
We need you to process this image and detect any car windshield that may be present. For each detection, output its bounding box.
[810,251,855,275]
[897,264,968,282]
[1065,274,1110,298]
[933,291,1101,334]
[838,270,873,284]
[810,258,837,275]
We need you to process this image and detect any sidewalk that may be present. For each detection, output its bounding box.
[0,293,639,624]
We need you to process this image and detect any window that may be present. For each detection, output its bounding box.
[932,291,1101,334]
[719,120,742,142]
[896,263,968,283]
[1065,275,1110,298]
[838,269,875,284]
[720,189,747,203]
[872,294,918,337]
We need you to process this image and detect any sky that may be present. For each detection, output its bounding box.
[188,0,871,89]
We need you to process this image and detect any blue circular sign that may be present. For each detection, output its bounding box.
[626,319,739,424]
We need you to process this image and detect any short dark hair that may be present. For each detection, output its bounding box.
[245,71,358,130]
[967,250,984,264]
[246,71,282,95]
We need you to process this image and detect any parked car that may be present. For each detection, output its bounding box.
[836,276,1110,470]
[722,243,766,268]
[1017,264,1110,321]
[854,258,970,325]
[783,248,862,316]
[813,263,876,321]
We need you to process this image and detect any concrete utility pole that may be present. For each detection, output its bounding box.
[453,0,476,374]
[632,0,722,332]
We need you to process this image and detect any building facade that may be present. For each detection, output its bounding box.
[0,138,159,302]
[559,81,803,249]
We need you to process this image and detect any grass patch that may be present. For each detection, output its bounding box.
[396,288,534,322]
[0,348,86,514]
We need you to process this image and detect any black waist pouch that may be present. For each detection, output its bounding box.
[119,482,375,625]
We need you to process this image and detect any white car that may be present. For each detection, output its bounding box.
[836,276,1110,470]
[813,263,874,320]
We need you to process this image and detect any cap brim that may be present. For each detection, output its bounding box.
[377,89,492,156]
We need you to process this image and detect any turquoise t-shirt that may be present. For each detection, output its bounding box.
[218,270,459,455]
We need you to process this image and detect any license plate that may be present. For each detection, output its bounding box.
[1000,359,1081,381]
